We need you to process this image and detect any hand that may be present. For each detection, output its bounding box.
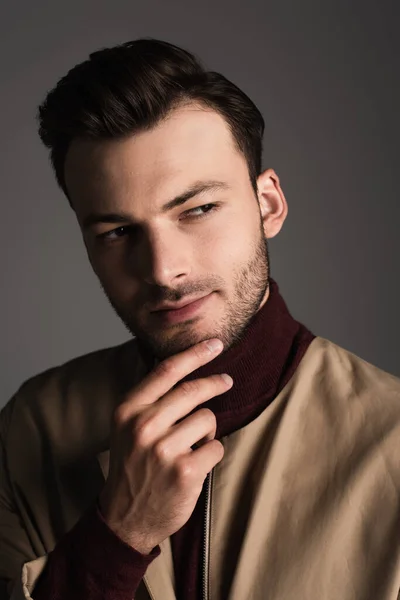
[98,338,233,554]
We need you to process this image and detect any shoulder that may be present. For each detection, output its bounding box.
[0,339,145,447]
[303,336,400,400]
[294,336,400,472]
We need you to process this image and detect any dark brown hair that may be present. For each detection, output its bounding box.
[38,38,265,205]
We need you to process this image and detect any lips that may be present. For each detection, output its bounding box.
[151,294,208,312]
[151,293,213,325]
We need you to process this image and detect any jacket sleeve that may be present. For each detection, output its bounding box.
[30,504,160,600]
[0,398,160,600]
[32,504,160,599]
[0,396,41,600]
[2,506,160,600]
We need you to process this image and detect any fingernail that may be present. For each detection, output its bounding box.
[221,373,233,386]
[205,339,223,353]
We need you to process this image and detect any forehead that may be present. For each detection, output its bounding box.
[64,105,249,216]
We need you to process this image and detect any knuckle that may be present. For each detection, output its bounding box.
[214,439,225,457]
[132,416,154,447]
[154,358,177,378]
[175,458,195,483]
[193,343,208,360]
[215,439,224,451]
[198,408,216,426]
[153,440,171,462]
[179,379,200,397]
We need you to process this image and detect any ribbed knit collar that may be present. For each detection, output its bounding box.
[137,278,314,439]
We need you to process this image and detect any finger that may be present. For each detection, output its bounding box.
[122,374,231,446]
[181,438,224,480]
[145,373,232,432]
[154,409,217,461]
[118,339,224,419]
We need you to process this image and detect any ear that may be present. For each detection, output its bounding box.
[257,168,288,238]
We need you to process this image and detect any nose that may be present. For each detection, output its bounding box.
[135,226,192,287]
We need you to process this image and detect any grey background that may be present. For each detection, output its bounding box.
[1,0,399,405]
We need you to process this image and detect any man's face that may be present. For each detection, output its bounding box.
[64,105,273,360]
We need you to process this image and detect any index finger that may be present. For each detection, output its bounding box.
[129,338,224,409]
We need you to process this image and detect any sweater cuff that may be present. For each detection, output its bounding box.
[53,502,160,596]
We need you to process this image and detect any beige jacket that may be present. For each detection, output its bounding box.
[1,336,400,600]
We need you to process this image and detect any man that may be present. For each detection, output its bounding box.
[1,38,399,600]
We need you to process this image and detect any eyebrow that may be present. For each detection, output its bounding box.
[82,179,230,230]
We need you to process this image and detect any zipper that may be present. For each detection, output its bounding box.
[202,469,214,600]
[144,468,214,600]
[143,575,156,600]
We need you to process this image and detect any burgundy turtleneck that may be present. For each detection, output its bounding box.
[32,278,314,600]
[170,278,314,599]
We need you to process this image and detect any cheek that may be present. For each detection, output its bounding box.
[200,235,252,293]
[211,225,253,266]
[87,246,134,293]
[86,247,109,281]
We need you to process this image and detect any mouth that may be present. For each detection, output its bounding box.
[151,293,213,325]
[150,294,210,312]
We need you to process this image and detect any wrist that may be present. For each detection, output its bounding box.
[97,498,155,555]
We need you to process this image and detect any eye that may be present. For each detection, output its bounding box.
[182,203,218,219]
[96,203,219,244]
[97,226,131,241]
